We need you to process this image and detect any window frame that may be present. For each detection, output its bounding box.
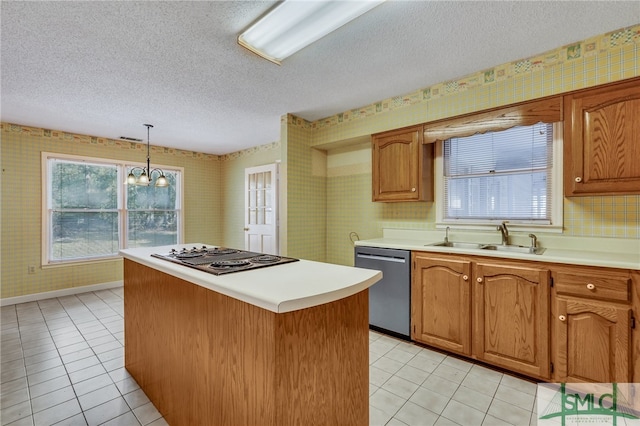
[434,122,564,232]
[123,164,183,250]
[41,152,184,267]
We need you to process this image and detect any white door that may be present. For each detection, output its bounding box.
[244,163,278,254]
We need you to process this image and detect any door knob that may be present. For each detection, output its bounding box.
[411,187,416,192]
[559,315,566,322]
[476,277,483,283]
[586,283,595,290]
[462,275,468,281]
[575,177,582,183]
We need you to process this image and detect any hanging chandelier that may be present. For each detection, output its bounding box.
[126,124,169,187]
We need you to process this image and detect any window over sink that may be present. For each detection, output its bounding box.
[436,122,563,230]
[42,153,183,265]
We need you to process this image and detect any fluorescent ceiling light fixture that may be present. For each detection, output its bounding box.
[238,0,385,64]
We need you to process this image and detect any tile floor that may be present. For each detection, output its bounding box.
[368,332,538,426]
[1,288,540,426]
[1,288,166,426]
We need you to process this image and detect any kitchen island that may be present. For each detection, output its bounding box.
[120,244,382,426]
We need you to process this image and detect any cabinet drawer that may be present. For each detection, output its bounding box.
[554,272,630,302]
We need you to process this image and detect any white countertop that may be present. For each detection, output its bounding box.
[120,244,382,314]
[355,229,640,270]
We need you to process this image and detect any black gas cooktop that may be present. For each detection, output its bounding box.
[151,246,299,275]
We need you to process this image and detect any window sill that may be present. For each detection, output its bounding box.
[42,256,123,269]
[436,222,564,234]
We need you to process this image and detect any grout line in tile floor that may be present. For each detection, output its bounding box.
[367,332,539,426]
[1,288,167,426]
[2,288,540,426]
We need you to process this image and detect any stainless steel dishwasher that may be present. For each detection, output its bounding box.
[354,246,411,339]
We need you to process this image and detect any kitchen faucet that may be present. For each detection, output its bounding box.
[497,221,509,245]
[444,226,450,243]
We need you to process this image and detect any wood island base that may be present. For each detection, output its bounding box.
[124,259,369,426]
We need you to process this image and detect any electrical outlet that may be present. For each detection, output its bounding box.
[28,265,36,274]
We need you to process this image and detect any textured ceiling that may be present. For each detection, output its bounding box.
[2,1,639,155]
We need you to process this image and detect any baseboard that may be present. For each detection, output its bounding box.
[1,281,124,307]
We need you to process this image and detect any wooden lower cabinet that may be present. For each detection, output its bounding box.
[474,261,550,379]
[554,297,632,383]
[412,254,472,355]
[552,266,634,383]
[124,260,369,426]
[411,253,550,380]
[411,252,637,383]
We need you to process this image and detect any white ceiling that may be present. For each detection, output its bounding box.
[2,1,639,155]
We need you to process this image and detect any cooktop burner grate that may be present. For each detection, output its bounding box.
[207,248,240,255]
[251,255,282,264]
[210,260,252,269]
[182,256,223,266]
[151,247,299,275]
[175,251,205,259]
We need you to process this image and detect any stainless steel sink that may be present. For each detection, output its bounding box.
[481,244,546,255]
[428,241,487,250]
[427,241,546,255]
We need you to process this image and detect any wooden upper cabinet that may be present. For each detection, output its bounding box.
[372,125,433,202]
[564,77,640,196]
[474,261,550,379]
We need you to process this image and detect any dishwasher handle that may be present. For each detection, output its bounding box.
[356,253,407,263]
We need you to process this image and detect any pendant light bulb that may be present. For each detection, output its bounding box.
[155,174,168,187]
[126,124,169,187]
[138,171,149,185]
[126,172,137,185]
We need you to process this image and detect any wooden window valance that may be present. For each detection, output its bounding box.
[423,96,562,143]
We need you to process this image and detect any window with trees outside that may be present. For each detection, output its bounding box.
[43,153,182,264]
[442,122,558,225]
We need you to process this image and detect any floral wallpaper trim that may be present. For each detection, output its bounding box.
[218,141,280,161]
[0,122,283,162]
[4,24,638,157]
[0,122,221,161]
[285,24,640,131]
[284,114,314,129]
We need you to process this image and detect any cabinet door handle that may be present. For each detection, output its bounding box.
[575,176,582,183]
[559,315,566,322]
[586,283,595,290]
[476,277,483,283]
[243,227,250,231]
[462,275,468,281]
[411,187,416,192]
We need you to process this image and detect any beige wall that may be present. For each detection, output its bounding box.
[1,124,222,298]
[284,116,327,262]
[3,24,639,298]
[324,145,435,266]
[269,24,640,267]
[304,25,640,266]
[220,142,281,250]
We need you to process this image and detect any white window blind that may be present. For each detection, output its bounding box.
[443,122,553,223]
